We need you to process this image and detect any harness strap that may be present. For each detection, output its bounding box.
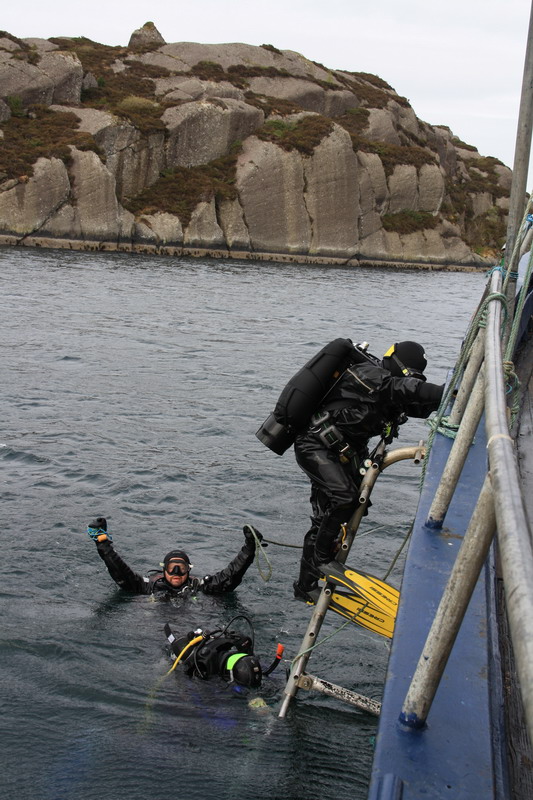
[310,410,360,465]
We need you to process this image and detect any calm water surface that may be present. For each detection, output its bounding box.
[0,248,483,800]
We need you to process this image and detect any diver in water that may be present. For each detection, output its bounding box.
[292,341,444,600]
[164,617,284,688]
[87,517,264,597]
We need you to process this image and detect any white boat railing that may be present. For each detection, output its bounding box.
[485,266,533,747]
[399,225,533,745]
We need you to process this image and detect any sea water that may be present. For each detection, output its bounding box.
[0,247,483,800]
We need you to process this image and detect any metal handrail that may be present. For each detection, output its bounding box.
[485,270,533,747]
[399,270,533,744]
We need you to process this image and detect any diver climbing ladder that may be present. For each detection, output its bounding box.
[278,439,426,718]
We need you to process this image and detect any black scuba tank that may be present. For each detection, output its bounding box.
[256,338,379,455]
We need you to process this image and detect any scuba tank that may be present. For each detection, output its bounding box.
[164,622,284,686]
[256,338,380,455]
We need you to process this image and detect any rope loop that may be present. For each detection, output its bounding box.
[486,265,519,281]
[425,414,460,440]
[243,524,273,582]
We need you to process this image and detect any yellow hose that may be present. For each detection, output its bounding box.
[166,635,203,675]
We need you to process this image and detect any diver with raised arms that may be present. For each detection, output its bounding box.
[86,517,264,597]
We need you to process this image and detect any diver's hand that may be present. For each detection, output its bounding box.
[87,517,112,543]
[243,525,267,547]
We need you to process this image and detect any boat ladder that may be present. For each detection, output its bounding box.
[278,439,426,718]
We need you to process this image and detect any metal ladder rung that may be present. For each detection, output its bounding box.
[297,672,381,716]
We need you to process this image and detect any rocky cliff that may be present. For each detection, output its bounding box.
[0,23,511,268]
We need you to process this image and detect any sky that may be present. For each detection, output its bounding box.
[3,0,533,184]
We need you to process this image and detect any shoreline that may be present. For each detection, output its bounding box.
[0,235,491,273]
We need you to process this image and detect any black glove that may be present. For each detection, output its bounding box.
[87,517,112,542]
[243,525,267,547]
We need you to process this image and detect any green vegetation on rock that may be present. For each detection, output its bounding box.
[442,155,508,250]
[49,37,126,74]
[123,147,240,228]
[338,71,410,109]
[466,206,507,254]
[381,210,439,234]
[243,92,301,116]
[336,107,371,137]
[352,136,437,174]
[333,107,438,173]
[260,44,283,55]
[0,105,101,179]
[48,38,169,132]
[257,115,334,154]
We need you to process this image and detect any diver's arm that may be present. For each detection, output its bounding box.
[95,539,152,594]
[87,518,152,594]
[200,527,261,594]
[386,376,444,419]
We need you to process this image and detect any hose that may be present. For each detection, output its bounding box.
[166,634,203,675]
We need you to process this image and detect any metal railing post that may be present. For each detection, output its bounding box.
[485,271,533,748]
[426,367,485,528]
[447,328,485,428]
[400,474,496,728]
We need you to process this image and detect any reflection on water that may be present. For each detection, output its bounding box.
[0,247,483,799]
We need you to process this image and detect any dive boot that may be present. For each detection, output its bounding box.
[293,581,317,603]
[293,551,320,602]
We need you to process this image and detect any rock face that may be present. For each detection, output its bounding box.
[128,22,166,50]
[0,47,82,107]
[0,27,512,267]
[0,157,70,235]
[163,99,264,168]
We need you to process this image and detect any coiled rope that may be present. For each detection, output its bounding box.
[243,524,273,582]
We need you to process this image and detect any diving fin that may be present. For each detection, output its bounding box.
[320,560,399,618]
[305,588,395,639]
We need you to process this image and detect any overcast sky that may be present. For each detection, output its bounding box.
[4,1,533,183]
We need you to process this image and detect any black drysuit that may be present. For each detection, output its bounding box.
[95,538,256,597]
[294,360,443,590]
[166,626,254,680]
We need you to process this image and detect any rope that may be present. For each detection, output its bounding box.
[487,265,520,281]
[425,415,461,441]
[420,291,508,487]
[382,522,413,581]
[262,523,390,550]
[503,199,533,285]
[263,537,302,549]
[496,206,533,430]
[420,193,533,487]
[290,618,352,666]
[243,524,273,582]
[505,239,533,360]
[503,359,522,429]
